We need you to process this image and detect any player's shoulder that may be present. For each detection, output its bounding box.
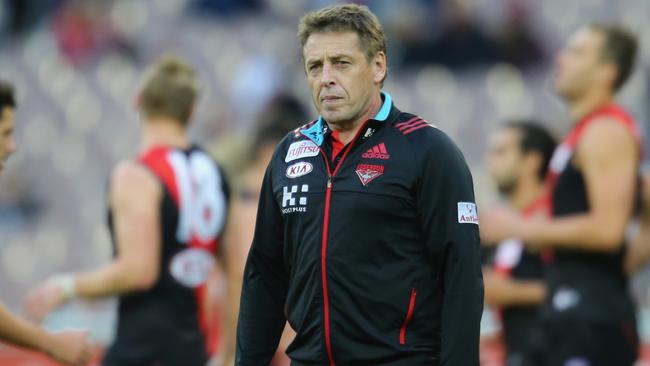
[584,104,639,139]
[109,159,162,208]
[582,115,638,148]
[110,159,161,200]
[388,112,458,152]
[389,112,438,139]
[578,120,639,165]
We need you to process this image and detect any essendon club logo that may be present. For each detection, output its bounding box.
[362,143,390,160]
[355,164,384,186]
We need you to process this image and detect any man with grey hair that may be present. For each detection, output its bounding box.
[236,4,483,365]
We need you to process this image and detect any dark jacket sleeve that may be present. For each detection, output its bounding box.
[415,129,484,366]
[235,161,288,365]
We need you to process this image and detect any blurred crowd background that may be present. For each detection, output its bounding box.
[0,0,650,364]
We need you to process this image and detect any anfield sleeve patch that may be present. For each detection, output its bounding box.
[457,202,479,225]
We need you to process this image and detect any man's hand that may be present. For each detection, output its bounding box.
[24,277,69,322]
[40,330,92,366]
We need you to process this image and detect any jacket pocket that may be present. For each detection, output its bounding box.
[399,287,417,345]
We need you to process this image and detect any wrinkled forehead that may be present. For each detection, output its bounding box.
[303,31,363,60]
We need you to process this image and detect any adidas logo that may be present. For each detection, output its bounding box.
[362,143,390,160]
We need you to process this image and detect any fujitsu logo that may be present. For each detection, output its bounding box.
[362,143,390,160]
[285,140,320,163]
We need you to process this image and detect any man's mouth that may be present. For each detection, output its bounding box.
[321,96,342,103]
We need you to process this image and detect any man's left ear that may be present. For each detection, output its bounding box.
[372,51,387,84]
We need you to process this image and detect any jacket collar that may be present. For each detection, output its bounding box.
[300,91,393,146]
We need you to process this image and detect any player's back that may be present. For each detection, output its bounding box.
[104,145,229,366]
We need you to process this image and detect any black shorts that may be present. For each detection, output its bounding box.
[102,337,208,366]
[503,321,547,366]
[535,318,638,366]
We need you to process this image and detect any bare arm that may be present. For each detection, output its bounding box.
[25,161,162,320]
[0,301,52,351]
[74,161,162,297]
[520,119,637,251]
[625,171,650,274]
[0,302,90,365]
[214,205,241,366]
[483,269,545,308]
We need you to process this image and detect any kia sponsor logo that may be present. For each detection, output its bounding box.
[285,140,320,163]
[286,161,313,178]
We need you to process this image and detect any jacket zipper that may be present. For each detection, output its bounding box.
[321,173,334,366]
[319,122,370,366]
[399,288,417,345]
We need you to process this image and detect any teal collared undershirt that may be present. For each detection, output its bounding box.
[300,91,393,146]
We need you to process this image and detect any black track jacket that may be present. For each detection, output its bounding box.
[236,92,483,366]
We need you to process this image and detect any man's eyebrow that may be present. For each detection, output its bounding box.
[305,52,353,65]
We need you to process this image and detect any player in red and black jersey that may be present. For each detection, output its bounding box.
[482,24,641,366]
[25,57,233,366]
[484,121,556,366]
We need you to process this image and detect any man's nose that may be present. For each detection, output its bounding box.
[320,63,336,87]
